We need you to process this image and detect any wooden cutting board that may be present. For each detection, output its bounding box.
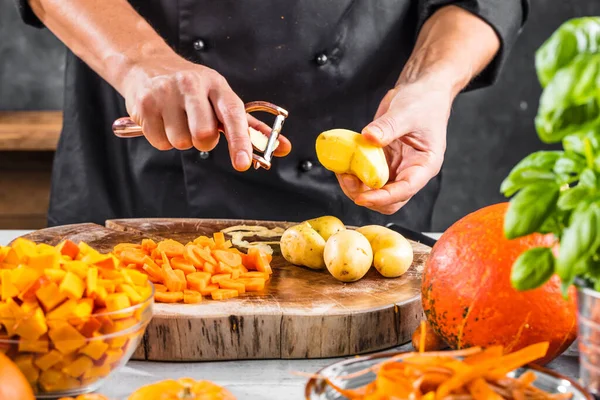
[18,218,431,361]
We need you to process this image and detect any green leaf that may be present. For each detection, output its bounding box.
[511,247,556,291]
[556,203,600,282]
[500,151,561,197]
[579,168,599,188]
[558,186,592,210]
[504,182,560,239]
[535,17,600,88]
[553,154,586,184]
[563,130,600,155]
[535,53,600,144]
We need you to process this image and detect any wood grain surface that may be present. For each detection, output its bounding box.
[17,218,431,361]
[0,111,61,151]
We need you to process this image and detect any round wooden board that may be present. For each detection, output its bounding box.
[18,218,431,361]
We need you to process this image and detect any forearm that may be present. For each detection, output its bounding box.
[28,0,176,95]
[399,5,501,97]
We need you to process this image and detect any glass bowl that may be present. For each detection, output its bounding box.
[304,351,593,400]
[0,283,154,399]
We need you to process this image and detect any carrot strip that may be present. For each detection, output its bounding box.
[155,291,184,303]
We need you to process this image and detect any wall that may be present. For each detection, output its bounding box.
[1,0,599,230]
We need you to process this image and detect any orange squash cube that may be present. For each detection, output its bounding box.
[18,338,49,353]
[69,299,93,325]
[105,293,131,312]
[1,270,19,300]
[46,299,77,320]
[87,267,98,298]
[62,355,93,378]
[63,260,89,279]
[118,284,142,305]
[79,317,102,338]
[44,268,67,283]
[12,267,42,293]
[48,322,87,354]
[79,339,109,360]
[83,365,111,380]
[34,349,63,371]
[56,239,80,260]
[123,269,148,286]
[2,248,20,266]
[14,354,40,385]
[14,307,48,340]
[28,251,59,271]
[103,348,123,366]
[36,281,68,312]
[59,271,85,300]
[11,238,37,261]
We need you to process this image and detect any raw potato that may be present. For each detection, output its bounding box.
[305,216,345,240]
[315,129,389,189]
[324,230,373,282]
[280,222,327,270]
[356,225,413,278]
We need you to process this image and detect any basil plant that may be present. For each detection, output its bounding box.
[501,17,600,294]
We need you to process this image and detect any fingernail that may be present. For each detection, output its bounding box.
[235,151,250,169]
[343,176,358,191]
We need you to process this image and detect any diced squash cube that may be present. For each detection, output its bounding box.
[118,284,142,304]
[94,285,108,307]
[98,279,116,294]
[211,289,239,300]
[28,251,59,271]
[87,267,98,297]
[123,269,148,286]
[20,299,39,313]
[77,242,98,257]
[1,270,19,300]
[83,365,111,380]
[36,281,68,312]
[46,299,77,320]
[14,354,40,385]
[44,268,66,283]
[105,293,131,312]
[56,240,80,259]
[79,317,102,338]
[19,338,49,353]
[14,307,48,340]
[48,322,87,354]
[218,279,245,294]
[102,348,123,366]
[19,275,51,302]
[34,349,63,371]
[79,339,109,360]
[69,299,93,325]
[62,355,93,378]
[2,248,20,265]
[40,367,80,391]
[63,260,89,279]
[12,267,42,292]
[11,238,37,261]
[59,271,85,300]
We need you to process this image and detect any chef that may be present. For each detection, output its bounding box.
[16,0,527,232]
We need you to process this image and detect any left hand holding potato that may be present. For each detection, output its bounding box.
[337,79,453,215]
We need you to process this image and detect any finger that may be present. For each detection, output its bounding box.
[362,109,412,147]
[162,104,194,150]
[210,85,252,171]
[185,96,220,152]
[247,114,292,157]
[355,162,437,208]
[129,91,172,151]
[336,173,370,202]
[373,88,397,120]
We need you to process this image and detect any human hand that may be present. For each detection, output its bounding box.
[121,56,291,171]
[336,80,453,214]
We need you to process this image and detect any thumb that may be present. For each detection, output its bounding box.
[362,111,410,147]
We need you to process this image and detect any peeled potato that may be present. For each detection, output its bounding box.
[356,225,413,278]
[315,129,389,189]
[305,216,345,241]
[324,230,373,282]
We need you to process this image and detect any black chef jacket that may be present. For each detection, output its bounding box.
[16,0,527,231]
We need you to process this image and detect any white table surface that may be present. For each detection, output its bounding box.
[0,230,581,399]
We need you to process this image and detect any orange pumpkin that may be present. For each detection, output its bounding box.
[421,202,577,365]
[0,352,36,400]
[128,378,236,400]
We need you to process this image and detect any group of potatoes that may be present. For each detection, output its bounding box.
[280,216,414,282]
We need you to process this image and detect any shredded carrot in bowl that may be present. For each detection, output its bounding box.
[304,322,574,400]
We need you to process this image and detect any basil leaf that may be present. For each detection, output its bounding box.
[556,203,600,283]
[535,53,600,144]
[558,186,592,210]
[579,168,599,188]
[504,182,560,239]
[563,130,600,156]
[511,247,555,291]
[500,151,561,197]
[535,17,600,88]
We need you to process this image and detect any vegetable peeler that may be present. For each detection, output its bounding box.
[111,101,289,170]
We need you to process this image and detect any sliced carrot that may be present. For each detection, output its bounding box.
[213,232,226,248]
[114,243,142,254]
[216,262,233,274]
[162,253,186,292]
[141,238,157,252]
[231,269,240,280]
[174,270,187,290]
[183,246,204,267]
[213,250,242,268]
[156,239,185,258]
[218,279,245,294]
[155,291,184,303]
[221,240,232,249]
[193,236,215,248]
[187,272,211,291]
[203,262,216,274]
[194,246,217,264]
[154,284,168,293]
[239,265,248,273]
[142,262,163,281]
[237,278,265,292]
[199,284,219,296]
[240,271,269,280]
[120,249,146,266]
[170,257,196,275]
[183,290,203,304]
[211,274,231,285]
[211,289,238,300]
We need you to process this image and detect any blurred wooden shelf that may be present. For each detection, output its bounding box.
[0,111,61,151]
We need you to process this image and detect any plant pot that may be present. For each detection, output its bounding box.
[577,286,600,397]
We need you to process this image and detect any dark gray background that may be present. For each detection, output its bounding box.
[1,0,599,231]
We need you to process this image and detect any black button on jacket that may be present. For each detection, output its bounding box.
[15,0,528,231]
